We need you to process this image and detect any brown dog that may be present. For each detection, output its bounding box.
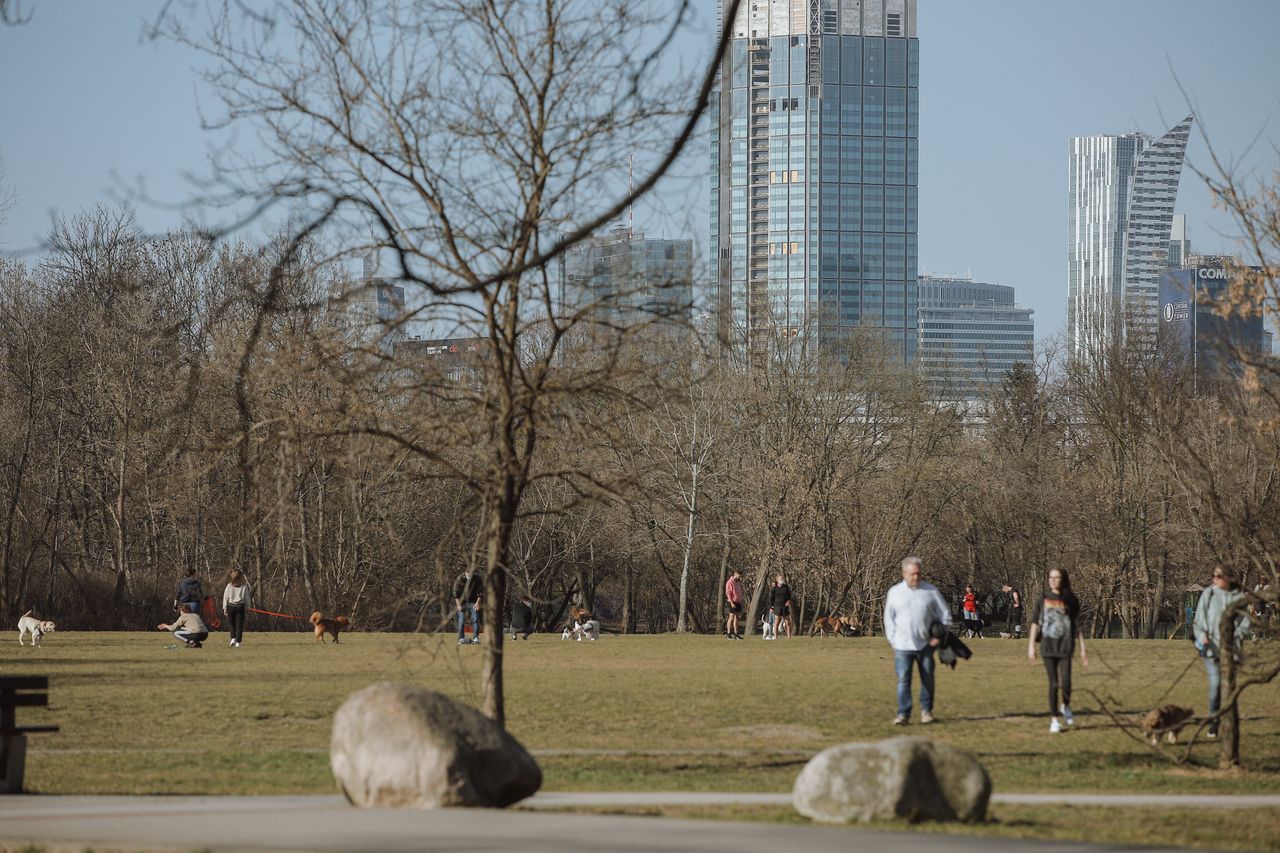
[809,614,849,638]
[309,611,349,644]
[569,605,592,624]
[1142,704,1195,744]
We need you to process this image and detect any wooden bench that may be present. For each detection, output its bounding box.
[0,676,60,793]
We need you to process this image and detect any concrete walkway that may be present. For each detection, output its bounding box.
[0,793,1269,853]
[524,790,1280,810]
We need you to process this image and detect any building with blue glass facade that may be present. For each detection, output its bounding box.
[1158,257,1266,380]
[712,0,918,361]
[557,226,694,324]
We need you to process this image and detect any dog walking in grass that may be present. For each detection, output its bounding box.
[310,612,349,644]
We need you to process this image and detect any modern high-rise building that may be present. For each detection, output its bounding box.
[712,0,918,360]
[332,251,407,353]
[917,275,1034,399]
[1159,257,1266,380]
[1167,214,1191,270]
[1067,115,1194,359]
[557,226,694,324]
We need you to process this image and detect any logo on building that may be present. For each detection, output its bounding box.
[1163,301,1190,323]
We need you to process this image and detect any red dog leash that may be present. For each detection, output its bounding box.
[249,607,309,621]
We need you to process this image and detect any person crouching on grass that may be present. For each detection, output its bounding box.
[1027,568,1087,733]
[158,604,209,648]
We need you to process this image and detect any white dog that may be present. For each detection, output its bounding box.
[18,610,56,646]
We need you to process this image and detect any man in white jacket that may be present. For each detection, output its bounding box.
[884,556,951,725]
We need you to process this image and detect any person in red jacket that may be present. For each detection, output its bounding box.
[962,585,983,639]
[724,570,745,640]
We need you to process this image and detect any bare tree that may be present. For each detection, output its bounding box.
[165,0,742,725]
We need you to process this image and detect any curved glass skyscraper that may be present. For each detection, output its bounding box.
[712,0,918,361]
[1067,115,1194,358]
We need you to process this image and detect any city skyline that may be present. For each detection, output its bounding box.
[1,1,1278,343]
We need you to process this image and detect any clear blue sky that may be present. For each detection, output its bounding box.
[2,1,1278,340]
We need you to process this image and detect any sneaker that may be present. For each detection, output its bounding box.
[893,715,909,726]
[920,711,935,725]
[1049,718,1062,734]
[1059,705,1075,726]
[191,641,203,648]
[229,638,236,647]
[234,640,241,647]
[458,637,468,645]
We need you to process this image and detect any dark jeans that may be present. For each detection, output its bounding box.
[894,646,936,716]
[226,604,246,643]
[456,602,481,639]
[175,630,208,645]
[1043,655,1072,714]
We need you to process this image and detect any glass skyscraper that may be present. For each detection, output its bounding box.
[1067,115,1193,359]
[712,0,918,360]
[558,226,694,324]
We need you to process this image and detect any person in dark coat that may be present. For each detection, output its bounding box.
[511,595,533,640]
[766,574,793,639]
[173,568,203,616]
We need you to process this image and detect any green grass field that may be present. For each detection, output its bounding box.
[3,631,1279,849]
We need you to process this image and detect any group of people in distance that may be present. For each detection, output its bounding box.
[726,556,1245,738]
[723,570,794,640]
[156,567,253,648]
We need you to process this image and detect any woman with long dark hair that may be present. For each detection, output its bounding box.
[1028,568,1088,733]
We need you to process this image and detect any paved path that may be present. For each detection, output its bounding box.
[524,790,1280,810]
[1,794,1270,853]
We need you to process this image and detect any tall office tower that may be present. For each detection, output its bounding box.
[1067,114,1193,359]
[331,249,407,353]
[1167,214,1190,270]
[558,226,694,324]
[712,0,918,361]
[917,275,1034,399]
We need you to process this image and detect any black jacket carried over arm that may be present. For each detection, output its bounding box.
[930,621,972,669]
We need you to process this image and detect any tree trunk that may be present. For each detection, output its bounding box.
[480,493,516,728]
[676,465,698,632]
[715,529,729,635]
[745,545,772,636]
[1219,610,1240,768]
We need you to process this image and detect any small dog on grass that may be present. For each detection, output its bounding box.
[1142,704,1195,744]
[18,610,56,646]
[309,611,349,644]
[561,620,599,641]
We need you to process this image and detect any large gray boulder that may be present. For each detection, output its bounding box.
[793,737,990,823]
[330,682,541,808]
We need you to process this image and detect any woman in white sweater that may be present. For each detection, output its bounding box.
[223,569,252,647]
